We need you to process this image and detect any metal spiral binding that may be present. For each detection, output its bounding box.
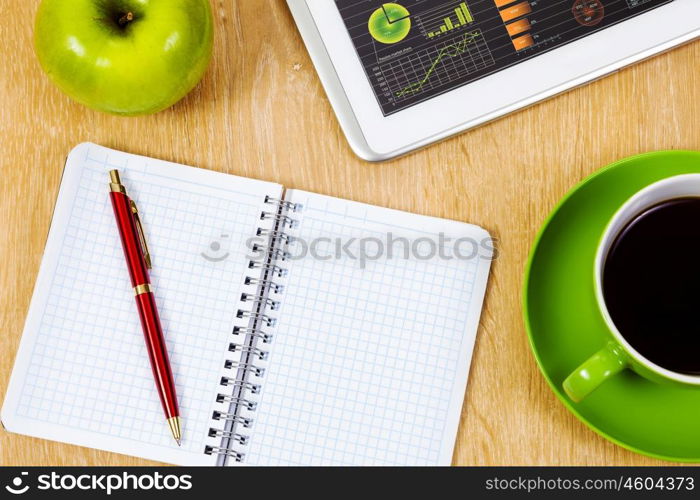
[228,343,269,360]
[248,260,287,278]
[212,412,254,427]
[208,429,249,444]
[260,212,299,229]
[219,378,261,393]
[244,276,285,294]
[236,310,277,327]
[263,195,302,212]
[216,393,258,410]
[223,360,265,377]
[240,293,280,311]
[231,327,273,344]
[205,446,245,462]
[256,228,294,245]
[205,195,301,464]
[251,244,290,262]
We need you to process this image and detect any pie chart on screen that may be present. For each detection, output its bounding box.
[368,3,412,44]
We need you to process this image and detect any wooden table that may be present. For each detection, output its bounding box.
[1,1,698,466]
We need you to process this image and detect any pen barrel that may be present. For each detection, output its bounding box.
[136,291,180,420]
[110,188,180,421]
[110,191,150,286]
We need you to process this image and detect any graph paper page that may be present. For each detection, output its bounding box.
[1,144,282,465]
[244,190,492,465]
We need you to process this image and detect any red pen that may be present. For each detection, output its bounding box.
[109,170,182,446]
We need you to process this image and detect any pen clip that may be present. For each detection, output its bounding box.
[130,200,152,269]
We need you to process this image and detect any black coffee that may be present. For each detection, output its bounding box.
[603,197,700,375]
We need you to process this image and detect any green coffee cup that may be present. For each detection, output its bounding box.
[564,174,700,402]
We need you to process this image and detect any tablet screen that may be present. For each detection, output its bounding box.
[336,0,673,116]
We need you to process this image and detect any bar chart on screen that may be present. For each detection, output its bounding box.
[494,0,535,51]
[416,1,476,39]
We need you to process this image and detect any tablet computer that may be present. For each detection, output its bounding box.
[288,0,699,161]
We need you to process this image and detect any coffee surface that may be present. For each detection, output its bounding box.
[603,197,700,375]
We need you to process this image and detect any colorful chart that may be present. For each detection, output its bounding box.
[395,32,484,97]
[368,3,412,44]
[336,0,673,116]
[379,30,494,101]
[423,2,475,39]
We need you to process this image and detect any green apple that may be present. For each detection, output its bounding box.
[34,0,214,116]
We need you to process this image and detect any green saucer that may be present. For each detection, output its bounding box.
[523,150,700,462]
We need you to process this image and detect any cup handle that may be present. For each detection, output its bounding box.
[563,341,629,402]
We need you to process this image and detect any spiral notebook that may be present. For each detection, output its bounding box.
[1,143,492,466]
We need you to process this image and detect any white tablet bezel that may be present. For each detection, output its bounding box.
[295,0,699,160]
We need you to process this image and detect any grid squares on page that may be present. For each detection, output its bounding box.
[245,196,481,466]
[15,151,267,456]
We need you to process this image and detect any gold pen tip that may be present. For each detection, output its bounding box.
[167,416,182,446]
[109,170,121,184]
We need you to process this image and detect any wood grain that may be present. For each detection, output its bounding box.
[1,0,698,466]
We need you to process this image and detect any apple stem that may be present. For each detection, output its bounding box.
[118,12,134,26]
